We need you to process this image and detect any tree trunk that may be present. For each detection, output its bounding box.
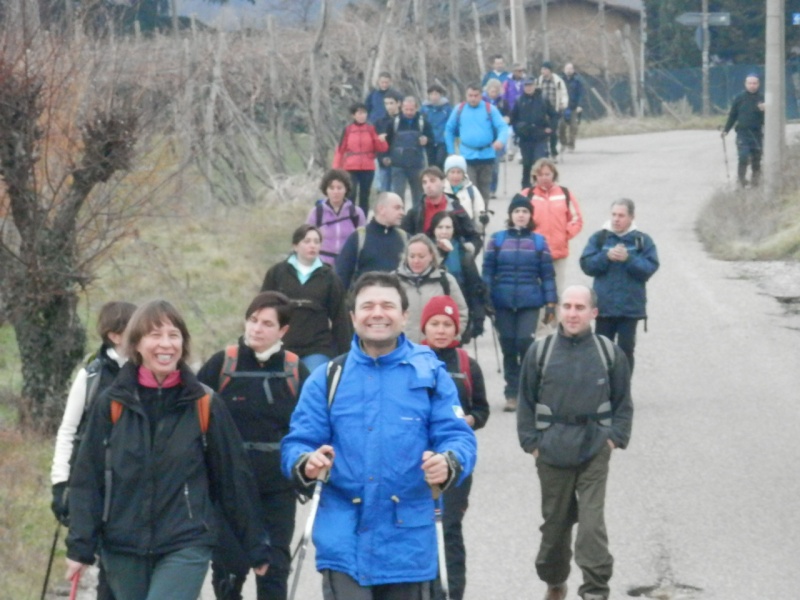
[413,0,428,97]
[598,0,611,103]
[540,0,549,63]
[365,0,395,98]
[449,0,459,84]
[472,2,484,79]
[310,0,331,168]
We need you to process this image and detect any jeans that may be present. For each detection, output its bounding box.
[301,353,330,375]
[735,130,762,186]
[347,170,375,215]
[594,317,638,373]
[548,114,561,157]
[377,164,392,192]
[102,546,212,600]
[558,113,580,150]
[535,445,613,599]
[494,307,539,398]
[322,570,431,600]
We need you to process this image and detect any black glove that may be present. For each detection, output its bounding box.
[460,330,472,346]
[471,315,485,338]
[479,211,491,226]
[51,482,69,526]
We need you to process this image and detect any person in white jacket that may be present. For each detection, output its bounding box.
[50,300,136,600]
[443,154,488,234]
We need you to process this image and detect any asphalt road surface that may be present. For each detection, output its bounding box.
[202,129,800,600]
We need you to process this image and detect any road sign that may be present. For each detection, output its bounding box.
[676,12,731,27]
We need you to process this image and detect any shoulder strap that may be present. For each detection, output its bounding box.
[84,357,104,410]
[397,227,408,244]
[111,393,213,434]
[355,226,367,268]
[561,186,571,211]
[493,230,507,259]
[349,203,359,228]
[635,233,644,251]
[283,351,301,400]
[535,333,557,400]
[315,200,324,227]
[440,270,451,296]
[455,348,473,400]
[466,185,475,202]
[110,399,124,425]
[592,334,615,376]
[393,115,400,133]
[596,230,609,250]
[325,352,349,409]
[218,345,239,392]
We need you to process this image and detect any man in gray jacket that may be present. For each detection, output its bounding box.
[517,285,633,600]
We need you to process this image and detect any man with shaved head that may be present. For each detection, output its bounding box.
[517,285,633,600]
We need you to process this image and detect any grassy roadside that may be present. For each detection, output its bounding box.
[0,170,319,596]
[697,140,800,260]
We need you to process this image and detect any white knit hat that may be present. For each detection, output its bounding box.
[443,154,467,174]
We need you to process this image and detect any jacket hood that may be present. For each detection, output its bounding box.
[602,220,638,235]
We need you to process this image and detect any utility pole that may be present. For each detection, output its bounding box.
[764,0,786,200]
[640,3,647,116]
[509,0,518,64]
[701,0,710,116]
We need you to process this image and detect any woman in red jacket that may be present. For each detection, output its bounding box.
[333,102,389,215]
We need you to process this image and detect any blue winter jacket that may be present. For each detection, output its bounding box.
[444,101,509,160]
[421,99,453,144]
[280,335,477,586]
[482,228,558,310]
[579,226,660,319]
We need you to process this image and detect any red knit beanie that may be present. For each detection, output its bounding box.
[420,295,460,335]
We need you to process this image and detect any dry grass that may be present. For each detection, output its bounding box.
[0,427,55,599]
[697,140,800,261]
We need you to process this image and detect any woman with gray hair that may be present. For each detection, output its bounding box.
[394,233,468,344]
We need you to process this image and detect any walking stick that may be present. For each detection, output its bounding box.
[719,127,731,184]
[288,468,329,600]
[69,571,82,600]
[40,522,60,600]
[432,486,449,599]
[488,315,502,373]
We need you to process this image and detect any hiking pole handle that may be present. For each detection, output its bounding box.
[69,571,81,600]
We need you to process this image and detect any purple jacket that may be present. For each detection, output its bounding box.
[503,77,526,112]
[305,199,367,265]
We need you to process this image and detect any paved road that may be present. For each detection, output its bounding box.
[203,129,800,599]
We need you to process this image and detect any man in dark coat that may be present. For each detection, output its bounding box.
[511,79,557,189]
[722,74,765,187]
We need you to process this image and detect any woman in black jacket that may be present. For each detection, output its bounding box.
[426,210,489,343]
[65,300,269,600]
[261,224,351,373]
[198,291,309,600]
[420,295,489,600]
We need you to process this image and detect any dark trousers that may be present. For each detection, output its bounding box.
[322,570,431,600]
[427,143,447,170]
[535,445,613,599]
[519,140,550,189]
[431,475,473,600]
[467,161,494,208]
[391,167,424,208]
[212,489,297,600]
[735,130,762,186]
[97,562,116,600]
[594,317,638,374]
[548,114,561,157]
[348,170,375,215]
[494,307,539,398]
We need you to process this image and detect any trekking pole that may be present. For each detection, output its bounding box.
[472,337,479,362]
[69,570,82,600]
[288,467,329,600]
[40,522,60,600]
[718,126,731,184]
[431,486,450,599]
[489,315,502,373]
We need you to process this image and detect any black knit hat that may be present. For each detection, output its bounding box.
[508,194,533,215]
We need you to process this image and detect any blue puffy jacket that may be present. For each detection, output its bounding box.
[482,228,558,310]
[579,227,660,318]
[280,335,477,586]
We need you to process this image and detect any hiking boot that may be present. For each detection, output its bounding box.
[503,397,517,412]
[544,583,567,600]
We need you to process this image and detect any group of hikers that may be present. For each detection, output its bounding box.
[48,53,735,600]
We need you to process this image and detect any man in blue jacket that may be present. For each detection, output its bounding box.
[445,83,509,206]
[281,271,477,599]
[579,199,659,373]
